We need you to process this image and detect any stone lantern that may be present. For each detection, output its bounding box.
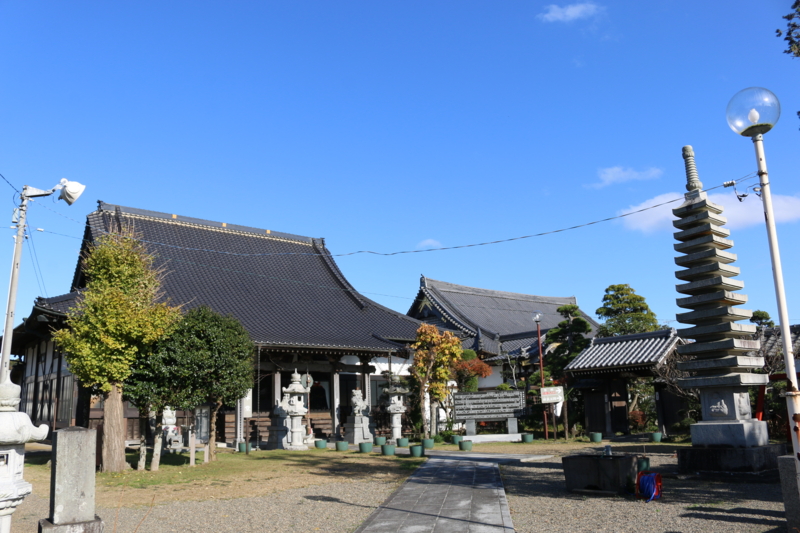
[282,369,311,451]
[0,380,48,532]
[383,372,409,445]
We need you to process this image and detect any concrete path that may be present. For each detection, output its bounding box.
[355,458,515,533]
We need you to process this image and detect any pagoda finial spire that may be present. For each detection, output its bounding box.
[682,145,703,192]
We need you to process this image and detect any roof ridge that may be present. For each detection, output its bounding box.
[424,277,576,304]
[591,328,675,345]
[96,201,315,245]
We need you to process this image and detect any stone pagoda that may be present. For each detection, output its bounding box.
[672,145,768,454]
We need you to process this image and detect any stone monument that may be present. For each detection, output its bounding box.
[283,370,311,451]
[0,380,49,533]
[453,390,524,438]
[344,389,374,445]
[383,373,408,444]
[38,428,103,532]
[673,146,779,472]
[266,393,291,450]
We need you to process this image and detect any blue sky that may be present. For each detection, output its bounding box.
[1,1,798,334]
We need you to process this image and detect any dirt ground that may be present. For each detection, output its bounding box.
[23,447,423,508]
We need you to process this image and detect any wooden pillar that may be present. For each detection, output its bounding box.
[603,381,613,438]
[331,370,340,437]
[360,356,370,406]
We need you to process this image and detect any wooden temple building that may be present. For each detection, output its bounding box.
[406,276,598,389]
[10,202,422,444]
[565,328,686,436]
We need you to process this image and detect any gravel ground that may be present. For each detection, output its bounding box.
[12,479,400,533]
[501,454,787,533]
[12,450,789,532]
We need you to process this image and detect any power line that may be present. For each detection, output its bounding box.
[0,172,19,194]
[28,174,759,261]
[26,229,48,297]
[24,232,46,297]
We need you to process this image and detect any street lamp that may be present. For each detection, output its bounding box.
[0,178,85,532]
[532,311,548,440]
[726,86,800,479]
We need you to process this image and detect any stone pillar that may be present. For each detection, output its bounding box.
[272,371,281,408]
[673,146,767,448]
[38,428,102,532]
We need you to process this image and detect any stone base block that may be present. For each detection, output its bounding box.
[678,443,786,474]
[690,419,768,447]
[343,416,374,445]
[562,454,639,493]
[463,433,522,444]
[779,455,800,531]
[39,516,104,532]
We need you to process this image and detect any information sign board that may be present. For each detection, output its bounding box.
[453,390,525,421]
[541,386,564,404]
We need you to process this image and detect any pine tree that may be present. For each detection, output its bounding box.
[595,284,659,337]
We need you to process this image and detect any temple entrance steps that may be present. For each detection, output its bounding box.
[307,411,334,439]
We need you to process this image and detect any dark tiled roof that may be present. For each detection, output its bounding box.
[60,202,421,352]
[408,276,598,357]
[566,329,682,374]
[36,292,79,315]
[749,325,800,360]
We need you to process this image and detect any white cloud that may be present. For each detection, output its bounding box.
[416,238,442,249]
[618,191,800,233]
[538,3,602,23]
[590,166,663,188]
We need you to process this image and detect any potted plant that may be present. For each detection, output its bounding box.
[359,442,373,453]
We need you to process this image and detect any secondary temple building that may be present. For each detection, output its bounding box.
[406,276,598,388]
[11,202,422,443]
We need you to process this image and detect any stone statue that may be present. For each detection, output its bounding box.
[351,389,370,417]
[343,389,374,445]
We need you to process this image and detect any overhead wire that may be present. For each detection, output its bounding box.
[27,173,759,260]
[22,174,761,318]
[24,231,46,297]
[25,228,48,297]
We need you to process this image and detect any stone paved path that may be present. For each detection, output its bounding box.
[355,458,515,533]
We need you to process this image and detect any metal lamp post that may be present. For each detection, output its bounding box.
[533,311,548,440]
[726,87,800,486]
[0,179,85,533]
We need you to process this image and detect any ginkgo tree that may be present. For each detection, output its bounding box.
[409,324,463,439]
[54,228,181,473]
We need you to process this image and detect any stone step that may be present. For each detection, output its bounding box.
[674,234,733,254]
[672,197,725,218]
[677,355,765,372]
[676,276,744,295]
[675,262,740,282]
[676,290,747,310]
[673,210,727,230]
[674,223,730,242]
[674,249,737,268]
[676,322,757,340]
[676,306,752,325]
[676,338,761,357]
[677,372,768,389]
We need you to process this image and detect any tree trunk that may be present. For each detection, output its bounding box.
[150,411,163,472]
[419,387,430,440]
[209,401,222,461]
[102,383,127,473]
[137,409,148,471]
